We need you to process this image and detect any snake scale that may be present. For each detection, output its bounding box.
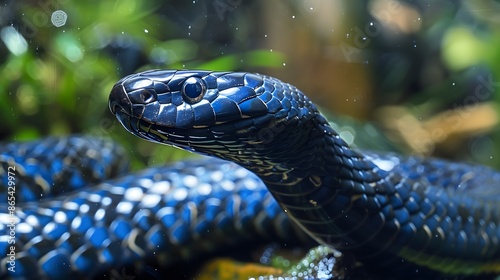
[109,70,500,278]
[1,135,311,279]
[0,69,499,279]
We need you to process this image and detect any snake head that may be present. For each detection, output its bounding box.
[109,70,271,127]
[110,70,297,138]
[109,69,322,164]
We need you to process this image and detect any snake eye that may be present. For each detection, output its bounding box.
[182,77,206,103]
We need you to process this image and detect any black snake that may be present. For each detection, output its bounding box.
[110,70,500,278]
[1,69,499,279]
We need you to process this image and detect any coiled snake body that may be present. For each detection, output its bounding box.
[1,70,499,279]
[0,136,305,279]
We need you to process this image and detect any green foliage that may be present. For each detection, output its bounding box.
[1,0,284,169]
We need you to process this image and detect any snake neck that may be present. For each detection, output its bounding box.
[210,108,386,193]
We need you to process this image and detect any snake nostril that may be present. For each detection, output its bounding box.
[126,88,157,105]
[139,89,156,103]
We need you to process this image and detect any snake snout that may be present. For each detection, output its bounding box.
[109,84,132,116]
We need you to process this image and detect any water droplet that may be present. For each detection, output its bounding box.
[51,10,68,27]
[144,29,148,33]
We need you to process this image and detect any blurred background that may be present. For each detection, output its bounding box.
[1,0,500,169]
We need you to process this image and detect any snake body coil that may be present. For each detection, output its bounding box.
[110,69,500,277]
[0,137,305,279]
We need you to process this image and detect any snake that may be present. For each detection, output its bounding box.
[0,135,311,279]
[108,69,500,278]
[1,70,499,279]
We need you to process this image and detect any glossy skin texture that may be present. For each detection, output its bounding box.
[0,136,128,203]
[110,70,500,276]
[0,136,307,279]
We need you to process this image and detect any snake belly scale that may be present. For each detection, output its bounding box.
[109,69,500,277]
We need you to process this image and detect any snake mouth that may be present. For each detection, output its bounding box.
[109,82,154,138]
[113,108,134,131]
[113,109,161,142]
[109,84,149,138]
[110,91,204,147]
[111,103,194,146]
[110,104,141,136]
